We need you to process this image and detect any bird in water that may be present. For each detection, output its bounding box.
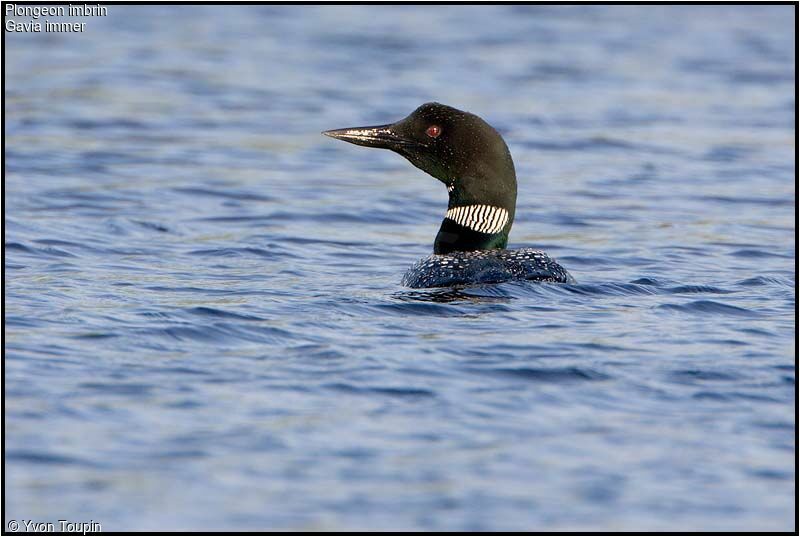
[323,102,574,288]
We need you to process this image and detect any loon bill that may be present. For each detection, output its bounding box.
[323,102,574,288]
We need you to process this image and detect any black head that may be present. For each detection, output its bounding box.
[324,103,517,254]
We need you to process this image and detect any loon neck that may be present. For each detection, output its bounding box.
[433,183,516,255]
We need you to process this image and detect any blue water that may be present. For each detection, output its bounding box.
[4,5,796,532]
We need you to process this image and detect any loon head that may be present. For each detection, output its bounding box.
[323,102,517,255]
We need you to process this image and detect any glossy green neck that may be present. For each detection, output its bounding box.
[434,172,517,255]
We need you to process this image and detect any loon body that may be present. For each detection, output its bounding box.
[323,102,574,288]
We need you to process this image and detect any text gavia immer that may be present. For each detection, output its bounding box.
[323,102,574,288]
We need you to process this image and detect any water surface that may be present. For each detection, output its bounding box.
[4,5,796,531]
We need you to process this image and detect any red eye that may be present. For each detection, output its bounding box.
[426,125,441,138]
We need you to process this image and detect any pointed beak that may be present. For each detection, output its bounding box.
[322,123,420,151]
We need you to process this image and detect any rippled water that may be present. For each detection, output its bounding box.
[4,5,796,531]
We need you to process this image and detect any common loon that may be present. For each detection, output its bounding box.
[323,102,574,288]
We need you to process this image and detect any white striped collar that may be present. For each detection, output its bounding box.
[444,204,509,234]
